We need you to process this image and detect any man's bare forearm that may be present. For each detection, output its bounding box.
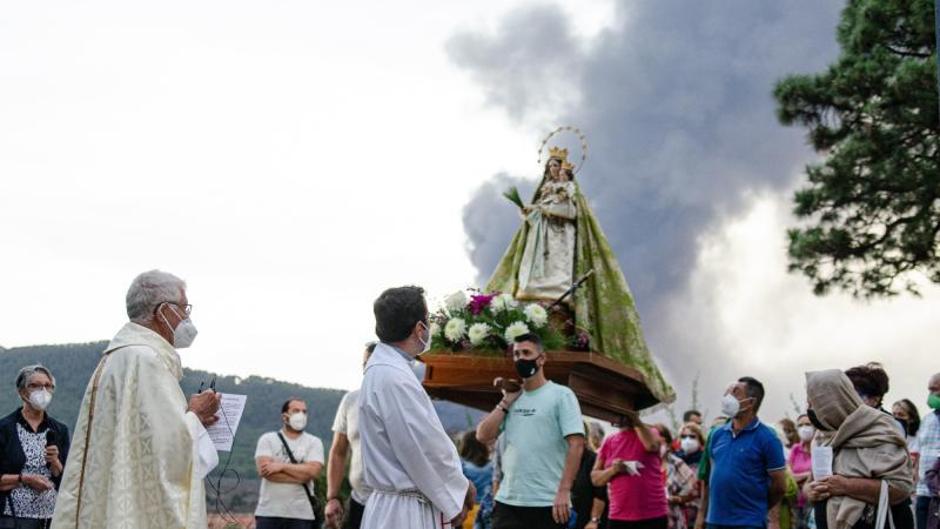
[843,476,904,505]
[695,481,709,528]
[767,472,786,508]
[265,471,306,484]
[476,407,505,444]
[280,463,322,482]
[558,436,584,493]
[327,451,348,499]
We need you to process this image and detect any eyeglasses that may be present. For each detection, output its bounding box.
[154,302,193,316]
[27,382,55,391]
[680,434,697,440]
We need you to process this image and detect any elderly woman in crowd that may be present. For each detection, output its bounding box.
[0,365,71,529]
[676,423,705,473]
[804,369,914,529]
[676,423,705,529]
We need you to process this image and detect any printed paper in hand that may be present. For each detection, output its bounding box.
[206,393,247,452]
[812,446,833,479]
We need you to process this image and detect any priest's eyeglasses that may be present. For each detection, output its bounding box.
[27,382,55,391]
[154,302,193,316]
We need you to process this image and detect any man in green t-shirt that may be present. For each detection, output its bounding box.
[476,333,585,529]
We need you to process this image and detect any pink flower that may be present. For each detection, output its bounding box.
[468,293,495,315]
[574,332,591,351]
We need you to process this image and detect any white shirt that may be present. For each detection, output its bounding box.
[359,343,469,529]
[254,430,325,520]
[332,390,371,504]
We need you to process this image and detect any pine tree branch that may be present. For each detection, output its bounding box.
[883,44,931,58]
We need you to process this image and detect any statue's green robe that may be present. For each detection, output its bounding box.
[486,180,675,405]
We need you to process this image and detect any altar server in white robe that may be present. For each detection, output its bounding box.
[360,286,475,529]
[51,270,221,529]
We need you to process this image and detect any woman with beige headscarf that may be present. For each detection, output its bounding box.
[803,369,914,529]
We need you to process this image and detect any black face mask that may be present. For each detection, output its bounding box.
[807,408,829,431]
[514,357,540,379]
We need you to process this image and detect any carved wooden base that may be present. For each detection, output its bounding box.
[420,351,658,424]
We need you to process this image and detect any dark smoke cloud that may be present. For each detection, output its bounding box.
[447,5,584,122]
[449,1,844,404]
[462,173,536,273]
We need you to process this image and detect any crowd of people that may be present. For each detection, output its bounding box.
[0,271,938,529]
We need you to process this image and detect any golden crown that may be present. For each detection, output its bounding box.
[548,146,569,161]
[562,160,575,171]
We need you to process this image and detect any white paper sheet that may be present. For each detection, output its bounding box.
[812,446,834,479]
[206,393,247,452]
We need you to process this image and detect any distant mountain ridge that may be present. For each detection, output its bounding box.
[0,340,482,511]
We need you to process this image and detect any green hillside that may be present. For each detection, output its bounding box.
[0,340,482,513]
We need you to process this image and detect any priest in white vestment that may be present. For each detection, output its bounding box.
[51,270,221,529]
[360,286,474,529]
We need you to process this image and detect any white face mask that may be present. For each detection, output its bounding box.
[680,437,700,454]
[160,304,198,349]
[288,411,307,431]
[28,389,53,411]
[720,393,741,417]
[798,425,815,442]
[416,322,432,355]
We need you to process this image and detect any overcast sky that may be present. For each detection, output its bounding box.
[2,0,938,423]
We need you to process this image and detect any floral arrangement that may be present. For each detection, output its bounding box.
[428,290,569,354]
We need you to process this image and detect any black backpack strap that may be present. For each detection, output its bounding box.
[275,432,319,517]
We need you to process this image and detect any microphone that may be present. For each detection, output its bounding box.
[46,428,58,468]
[45,428,57,448]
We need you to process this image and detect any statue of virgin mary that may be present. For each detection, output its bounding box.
[485,147,675,405]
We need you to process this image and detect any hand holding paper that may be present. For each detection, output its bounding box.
[812,446,833,479]
[206,393,247,452]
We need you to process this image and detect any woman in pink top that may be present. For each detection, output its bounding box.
[591,411,668,529]
[788,413,815,529]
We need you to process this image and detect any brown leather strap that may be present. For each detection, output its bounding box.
[73,350,115,528]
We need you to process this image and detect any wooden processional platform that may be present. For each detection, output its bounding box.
[420,351,658,423]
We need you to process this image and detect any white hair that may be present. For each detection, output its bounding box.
[125,270,186,323]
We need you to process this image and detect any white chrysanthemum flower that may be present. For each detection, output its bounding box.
[491,293,518,312]
[429,322,441,337]
[523,304,548,327]
[444,291,468,313]
[468,323,491,346]
[503,321,530,343]
[444,318,467,342]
